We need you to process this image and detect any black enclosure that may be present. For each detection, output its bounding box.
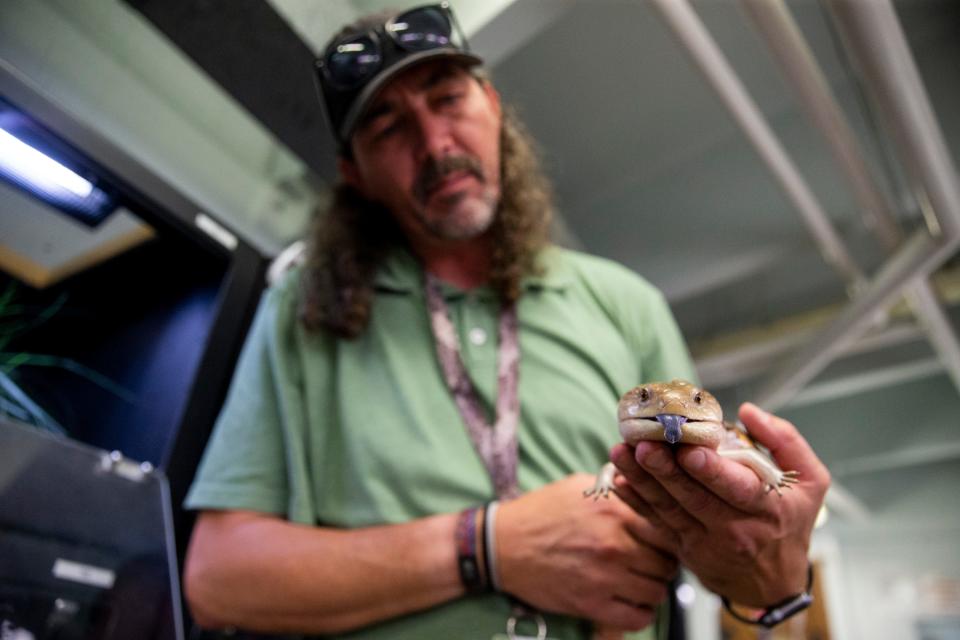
[0,59,271,620]
[1,234,229,468]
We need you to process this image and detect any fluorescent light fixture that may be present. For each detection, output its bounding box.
[0,122,114,225]
[0,127,94,197]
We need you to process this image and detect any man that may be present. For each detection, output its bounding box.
[182,4,829,639]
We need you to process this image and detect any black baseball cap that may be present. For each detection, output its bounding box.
[314,3,483,150]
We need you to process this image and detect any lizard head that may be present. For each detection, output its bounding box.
[618,379,725,448]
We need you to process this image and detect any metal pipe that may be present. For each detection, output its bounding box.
[754,230,958,411]
[832,440,960,478]
[648,0,864,287]
[825,0,960,239]
[696,321,924,389]
[739,0,902,249]
[789,357,943,409]
[905,279,960,391]
[740,0,960,394]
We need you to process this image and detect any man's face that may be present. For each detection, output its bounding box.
[339,61,503,245]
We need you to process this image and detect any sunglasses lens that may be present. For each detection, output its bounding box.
[325,34,382,89]
[388,6,453,51]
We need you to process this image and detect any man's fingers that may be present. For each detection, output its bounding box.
[627,547,679,583]
[632,441,757,526]
[675,446,773,514]
[612,477,678,540]
[617,501,681,559]
[613,473,670,531]
[610,443,642,478]
[614,572,671,609]
[612,477,661,522]
[610,443,705,535]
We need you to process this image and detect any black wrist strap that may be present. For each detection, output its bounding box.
[722,563,814,628]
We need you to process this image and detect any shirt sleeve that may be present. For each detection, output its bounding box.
[183,283,294,516]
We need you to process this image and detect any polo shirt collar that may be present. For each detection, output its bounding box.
[373,245,571,296]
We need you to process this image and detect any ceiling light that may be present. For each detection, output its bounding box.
[0,127,94,198]
[0,101,116,226]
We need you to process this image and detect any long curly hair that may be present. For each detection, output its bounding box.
[298,100,554,338]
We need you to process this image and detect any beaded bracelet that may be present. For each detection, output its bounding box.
[455,506,488,593]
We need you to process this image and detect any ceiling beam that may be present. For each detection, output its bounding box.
[753,231,956,409]
[749,0,960,409]
[696,321,925,390]
[740,0,903,249]
[826,0,960,240]
[693,262,960,389]
[742,0,960,397]
[649,0,865,288]
[831,440,960,478]
[787,356,943,408]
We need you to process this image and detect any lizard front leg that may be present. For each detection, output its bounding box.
[716,443,799,495]
[584,462,618,500]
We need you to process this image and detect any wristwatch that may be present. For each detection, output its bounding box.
[722,564,814,628]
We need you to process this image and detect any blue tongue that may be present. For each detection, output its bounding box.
[656,414,687,444]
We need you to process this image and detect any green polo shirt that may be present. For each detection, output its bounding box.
[186,245,697,640]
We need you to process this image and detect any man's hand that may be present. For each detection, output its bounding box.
[610,403,830,607]
[495,473,679,632]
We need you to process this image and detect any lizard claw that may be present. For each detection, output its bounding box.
[766,470,800,496]
[583,486,611,501]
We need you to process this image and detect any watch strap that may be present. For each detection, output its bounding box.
[722,563,814,628]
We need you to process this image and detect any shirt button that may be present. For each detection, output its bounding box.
[468,327,487,346]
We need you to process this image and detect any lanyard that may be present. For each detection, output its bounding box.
[423,271,521,499]
[424,273,552,639]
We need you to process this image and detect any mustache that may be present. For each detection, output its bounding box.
[413,155,486,204]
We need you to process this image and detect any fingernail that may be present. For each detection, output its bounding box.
[685,448,706,471]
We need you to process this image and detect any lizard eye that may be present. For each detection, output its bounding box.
[639,388,650,402]
[694,391,703,404]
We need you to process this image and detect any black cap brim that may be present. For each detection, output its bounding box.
[330,48,483,147]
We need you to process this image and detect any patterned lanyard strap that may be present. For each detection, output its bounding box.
[423,271,521,499]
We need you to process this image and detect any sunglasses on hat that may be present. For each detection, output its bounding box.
[314,3,483,145]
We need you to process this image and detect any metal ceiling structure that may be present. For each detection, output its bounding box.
[750,0,960,410]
